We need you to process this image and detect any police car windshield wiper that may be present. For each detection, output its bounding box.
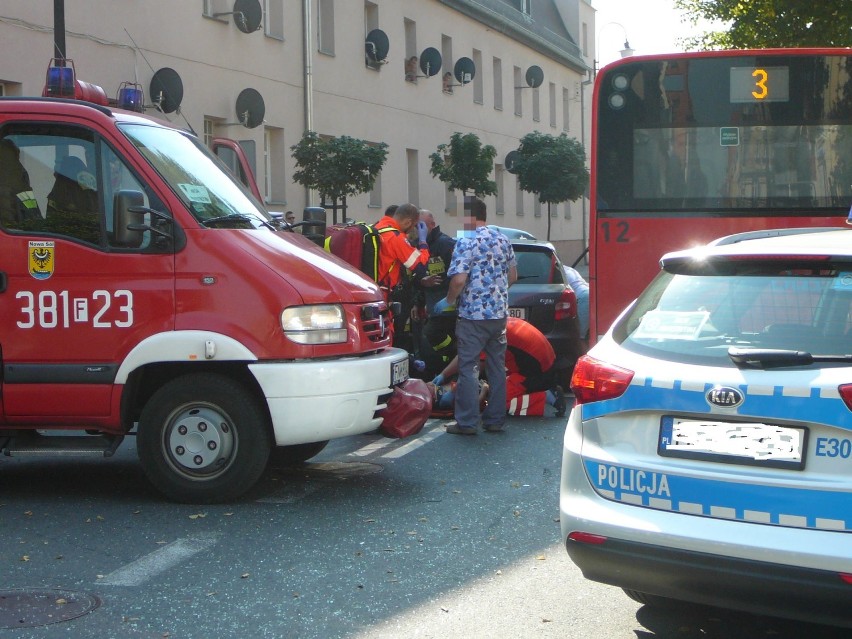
[728,347,852,369]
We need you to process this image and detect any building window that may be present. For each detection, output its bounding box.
[264,0,284,39]
[264,128,286,204]
[406,149,419,205]
[564,200,572,220]
[562,87,570,132]
[369,170,382,208]
[445,184,457,215]
[203,118,215,147]
[534,198,542,218]
[518,0,531,15]
[582,22,589,58]
[513,66,523,117]
[516,177,524,216]
[441,35,453,87]
[472,50,483,104]
[318,0,335,56]
[493,57,502,110]
[549,82,557,128]
[495,164,505,215]
[532,86,540,122]
[404,19,417,82]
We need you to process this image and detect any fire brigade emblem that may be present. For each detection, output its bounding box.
[28,240,55,280]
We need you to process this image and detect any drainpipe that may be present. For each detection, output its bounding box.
[580,67,593,266]
[302,0,314,206]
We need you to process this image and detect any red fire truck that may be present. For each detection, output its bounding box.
[0,74,407,503]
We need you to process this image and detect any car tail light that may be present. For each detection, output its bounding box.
[570,355,634,405]
[839,385,852,412]
[555,287,576,321]
[841,573,852,585]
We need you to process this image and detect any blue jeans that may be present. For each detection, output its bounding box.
[454,317,507,429]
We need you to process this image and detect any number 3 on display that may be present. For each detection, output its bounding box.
[751,68,768,100]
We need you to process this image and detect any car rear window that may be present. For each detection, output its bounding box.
[614,261,852,364]
[514,247,561,284]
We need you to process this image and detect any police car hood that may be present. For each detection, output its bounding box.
[229,229,383,303]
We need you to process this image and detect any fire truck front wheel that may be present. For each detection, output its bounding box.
[137,373,272,503]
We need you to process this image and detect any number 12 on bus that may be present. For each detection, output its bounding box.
[589,49,852,343]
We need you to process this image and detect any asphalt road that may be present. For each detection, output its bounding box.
[0,416,848,638]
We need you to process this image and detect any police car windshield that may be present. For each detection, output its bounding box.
[615,264,852,364]
[119,123,271,228]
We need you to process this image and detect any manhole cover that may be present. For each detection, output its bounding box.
[0,589,100,629]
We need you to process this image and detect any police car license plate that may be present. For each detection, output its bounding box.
[391,357,409,386]
[658,416,807,470]
[508,307,526,319]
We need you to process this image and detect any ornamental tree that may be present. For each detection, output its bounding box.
[512,131,589,241]
[291,131,388,224]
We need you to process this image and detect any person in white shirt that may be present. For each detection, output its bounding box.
[563,265,590,341]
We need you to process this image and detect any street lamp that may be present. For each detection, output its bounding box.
[596,21,633,72]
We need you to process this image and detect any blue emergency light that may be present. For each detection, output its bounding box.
[117,83,144,112]
[44,62,75,98]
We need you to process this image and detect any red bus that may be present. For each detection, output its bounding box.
[589,48,852,343]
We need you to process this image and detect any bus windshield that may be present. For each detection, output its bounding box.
[597,54,852,214]
[589,51,852,344]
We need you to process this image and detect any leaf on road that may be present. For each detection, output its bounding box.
[189,513,207,520]
[536,555,546,561]
[24,511,33,516]
[20,555,29,562]
[241,572,250,579]
[55,598,67,605]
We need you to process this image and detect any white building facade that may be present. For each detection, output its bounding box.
[0,0,596,260]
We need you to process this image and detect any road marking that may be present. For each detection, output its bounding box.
[97,533,219,586]
[381,423,445,459]
[348,438,396,457]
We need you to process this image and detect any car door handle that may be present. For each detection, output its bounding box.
[0,271,6,293]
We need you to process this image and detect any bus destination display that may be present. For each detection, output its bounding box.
[730,66,789,103]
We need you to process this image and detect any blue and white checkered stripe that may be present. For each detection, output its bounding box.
[585,459,852,532]
[582,375,852,432]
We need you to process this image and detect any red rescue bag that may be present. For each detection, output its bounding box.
[379,378,433,439]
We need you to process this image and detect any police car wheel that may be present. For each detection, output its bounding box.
[269,441,329,466]
[137,373,271,503]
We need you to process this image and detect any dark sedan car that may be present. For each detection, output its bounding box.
[508,239,585,385]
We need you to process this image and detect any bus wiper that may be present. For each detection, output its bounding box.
[729,347,852,369]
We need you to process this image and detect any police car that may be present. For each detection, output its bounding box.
[560,227,852,627]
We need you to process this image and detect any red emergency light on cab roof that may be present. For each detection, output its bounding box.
[42,58,108,107]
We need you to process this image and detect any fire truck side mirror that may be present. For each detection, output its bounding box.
[113,189,146,247]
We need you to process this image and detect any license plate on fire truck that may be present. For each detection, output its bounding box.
[391,357,409,386]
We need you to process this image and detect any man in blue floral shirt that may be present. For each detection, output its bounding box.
[434,197,517,434]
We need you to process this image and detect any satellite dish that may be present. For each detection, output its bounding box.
[149,67,183,113]
[453,57,476,85]
[233,0,263,33]
[365,29,390,63]
[505,150,520,175]
[525,65,544,89]
[235,88,265,128]
[419,47,442,77]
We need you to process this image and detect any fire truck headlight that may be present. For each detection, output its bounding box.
[281,305,347,344]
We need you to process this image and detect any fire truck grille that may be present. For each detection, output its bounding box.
[360,303,391,343]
